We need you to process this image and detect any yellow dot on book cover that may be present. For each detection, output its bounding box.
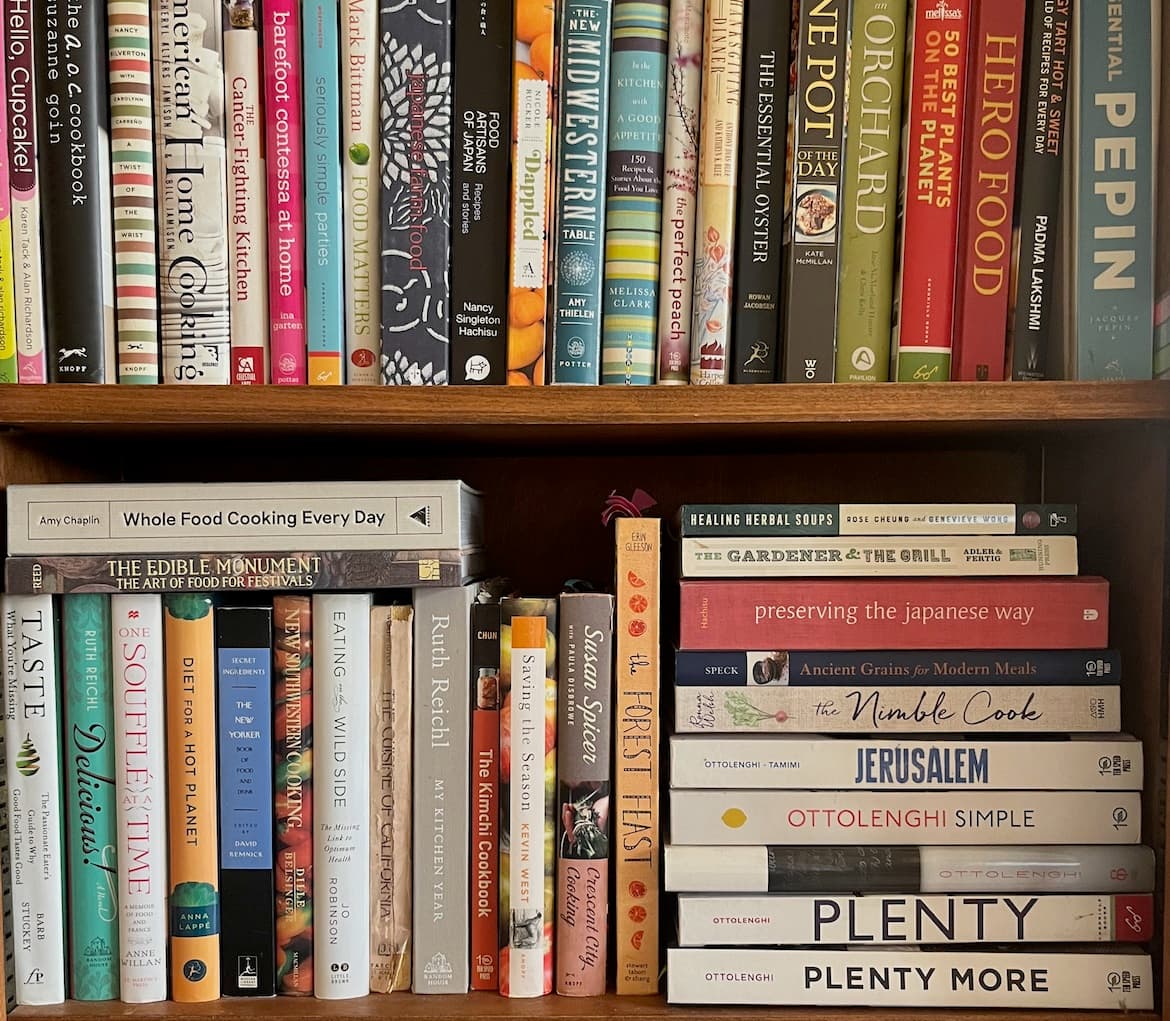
[418,559,439,581]
[722,808,747,829]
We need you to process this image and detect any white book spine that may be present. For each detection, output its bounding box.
[669,735,1143,790]
[670,790,1141,845]
[666,947,1154,1009]
[110,595,169,1002]
[312,593,372,999]
[2,595,65,1004]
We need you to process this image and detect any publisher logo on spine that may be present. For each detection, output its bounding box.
[924,0,962,18]
[237,956,259,989]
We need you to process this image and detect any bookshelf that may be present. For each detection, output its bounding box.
[0,381,1168,1021]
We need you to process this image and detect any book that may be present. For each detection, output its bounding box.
[0,7,17,382]
[677,892,1155,945]
[550,0,613,386]
[614,518,660,994]
[600,0,669,385]
[312,594,372,999]
[62,595,119,1000]
[678,577,1110,651]
[450,1,512,384]
[273,595,312,996]
[163,595,220,1002]
[109,0,160,383]
[37,0,115,382]
[953,0,1026,381]
[680,535,1079,578]
[668,735,1142,789]
[689,0,745,384]
[781,0,847,383]
[892,0,974,382]
[1156,0,1170,378]
[655,0,704,383]
[224,2,269,385]
[663,843,1158,893]
[469,601,501,991]
[671,789,1141,845]
[370,605,411,993]
[555,592,614,996]
[666,947,1153,1009]
[2,595,66,1005]
[674,684,1121,734]
[110,595,168,1002]
[835,0,908,382]
[0,720,13,1014]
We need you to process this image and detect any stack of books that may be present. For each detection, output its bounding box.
[664,501,1154,1010]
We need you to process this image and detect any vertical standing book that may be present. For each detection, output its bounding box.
[469,600,501,990]
[0,1,17,384]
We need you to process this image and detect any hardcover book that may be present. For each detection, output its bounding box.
[1156,0,1170,377]
[469,601,501,990]
[0,718,13,1012]
[0,6,19,382]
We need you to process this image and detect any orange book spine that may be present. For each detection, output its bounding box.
[164,596,220,1001]
[614,518,660,993]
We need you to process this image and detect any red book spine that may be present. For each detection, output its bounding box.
[1114,895,1154,942]
[953,0,1026,380]
[678,577,1110,650]
[469,603,500,991]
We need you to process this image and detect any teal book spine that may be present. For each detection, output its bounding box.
[1074,0,1155,379]
[62,594,119,1001]
[552,0,615,384]
[601,0,669,385]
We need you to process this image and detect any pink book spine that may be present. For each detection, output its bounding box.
[264,0,307,384]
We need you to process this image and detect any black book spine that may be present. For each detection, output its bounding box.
[36,0,114,382]
[1008,0,1072,380]
[731,0,790,382]
[765,846,922,893]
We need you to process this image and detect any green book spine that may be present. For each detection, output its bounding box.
[63,594,119,1000]
[835,0,907,382]
[601,0,669,385]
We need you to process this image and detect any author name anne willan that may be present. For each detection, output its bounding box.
[705,965,1052,992]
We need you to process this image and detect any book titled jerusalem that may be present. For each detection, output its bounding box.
[550,0,614,385]
[469,601,501,990]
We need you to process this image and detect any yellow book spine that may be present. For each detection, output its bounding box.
[0,215,16,382]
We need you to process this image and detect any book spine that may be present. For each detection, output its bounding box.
[109,0,160,383]
[110,596,168,1002]
[2,596,66,1005]
[655,0,703,383]
[5,0,45,383]
[675,684,1120,734]
[311,593,371,999]
[614,518,660,993]
[600,0,669,385]
[154,0,231,383]
[162,595,219,1002]
[668,735,1142,789]
[835,0,907,382]
[680,535,1078,578]
[892,0,973,382]
[689,0,744,384]
[450,2,511,384]
[781,0,847,382]
[62,595,118,1001]
[678,577,1111,650]
[303,0,344,385]
[550,0,614,385]
[370,605,412,993]
[1156,0,1170,378]
[555,593,614,996]
[0,2,15,384]
[225,6,269,385]
[1073,0,1154,379]
[216,606,276,997]
[469,602,500,990]
[506,0,556,386]
[36,0,114,382]
[340,0,379,382]
[0,707,14,1014]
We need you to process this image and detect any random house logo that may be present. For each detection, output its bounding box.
[925,0,962,18]
[422,951,454,986]
[16,734,39,777]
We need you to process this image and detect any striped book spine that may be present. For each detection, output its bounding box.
[601,0,669,385]
[109,0,159,383]
[0,0,16,383]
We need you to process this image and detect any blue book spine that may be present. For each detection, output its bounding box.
[551,0,615,384]
[303,0,346,384]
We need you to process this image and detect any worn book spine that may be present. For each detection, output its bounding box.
[614,518,660,993]
[216,606,276,997]
[370,605,412,993]
[1156,0,1170,377]
[835,0,907,382]
[689,0,745,383]
[550,0,613,385]
[0,4,16,383]
[163,595,219,1002]
[469,602,501,990]
[62,595,119,1001]
[109,0,160,383]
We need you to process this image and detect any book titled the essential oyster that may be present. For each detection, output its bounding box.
[666,947,1153,1009]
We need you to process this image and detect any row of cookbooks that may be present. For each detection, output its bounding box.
[0,0,1165,389]
[665,500,1153,1009]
